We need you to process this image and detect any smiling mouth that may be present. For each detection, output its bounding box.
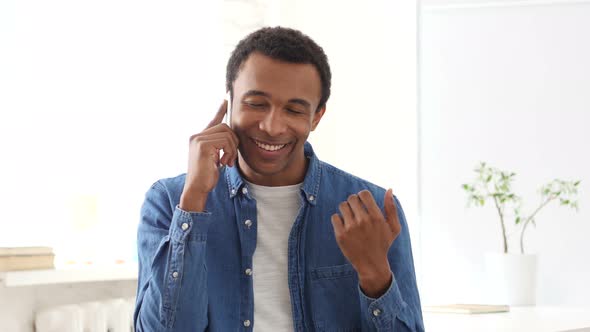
[253,139,289,152]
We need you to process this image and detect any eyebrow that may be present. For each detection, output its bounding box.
[242,90,311,109]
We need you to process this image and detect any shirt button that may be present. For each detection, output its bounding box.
[245,268,253,276]
[243,319,251,327]
[373,308,382,317]
[244,219,252,228]
[172,271,179,279]
[242,187,248,195]
[231,188,236,195]
[309,195,315,201]
[181,223,189,231]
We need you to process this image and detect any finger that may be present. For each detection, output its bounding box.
[196,135,238,165]
[358,190,382,221]
[330,213,344,236]
[225,125,240,159]
[201,124,240,151]
[206,99,228,129]
[196,132,237,158]
[220,145,238,167]
[220,151,231,166]
[384,189,401,234]
[216,129,238,167]
[218,132,238,167]
[347,194,369,223]
[194,137,235,167]
[214,148,221,168]
[338,201,355,228]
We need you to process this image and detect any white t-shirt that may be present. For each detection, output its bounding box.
[245,180,302,331]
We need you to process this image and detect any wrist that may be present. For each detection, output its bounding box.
[357,264,392,298]
[179,191,208,212]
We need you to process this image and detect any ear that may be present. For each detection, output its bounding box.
[311,106,326,131]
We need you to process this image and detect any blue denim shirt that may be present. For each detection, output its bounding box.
[134,142,424,332]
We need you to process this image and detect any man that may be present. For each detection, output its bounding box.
[134,27,424,331]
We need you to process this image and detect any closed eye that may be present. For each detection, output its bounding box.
[287,108,304,115]
[245,102,266,108]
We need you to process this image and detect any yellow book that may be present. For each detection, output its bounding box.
[0,246,54,256]
[0,254,55,271]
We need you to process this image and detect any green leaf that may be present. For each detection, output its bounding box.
[574,180,581,186]
[515,217,521,224]
[486,175,492,183]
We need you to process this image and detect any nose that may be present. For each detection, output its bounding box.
[259,108,287,137]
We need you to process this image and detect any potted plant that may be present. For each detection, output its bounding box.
[462,162,580,305]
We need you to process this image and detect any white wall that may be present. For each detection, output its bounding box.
[420,0,590,305]
[0,0,224,255]
[0,1,221,331]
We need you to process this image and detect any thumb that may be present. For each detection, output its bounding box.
[384,189,401,234]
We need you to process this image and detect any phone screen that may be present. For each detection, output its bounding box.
[224,91,232,128]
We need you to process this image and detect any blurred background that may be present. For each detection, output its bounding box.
[0,0,589,331]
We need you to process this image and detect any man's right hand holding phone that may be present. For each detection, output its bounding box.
[179,100,239,212]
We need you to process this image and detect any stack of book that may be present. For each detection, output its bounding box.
[0,246,55,271]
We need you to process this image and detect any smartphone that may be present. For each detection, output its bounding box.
[224,91,232,128]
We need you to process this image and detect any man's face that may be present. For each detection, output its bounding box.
[231,52,325,186]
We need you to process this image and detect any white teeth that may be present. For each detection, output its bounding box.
[255,140,286,152]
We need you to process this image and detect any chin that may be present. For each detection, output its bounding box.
[239,144,299,177]
[243,156,290,176]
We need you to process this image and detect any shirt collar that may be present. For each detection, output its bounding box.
[225,141,321,205]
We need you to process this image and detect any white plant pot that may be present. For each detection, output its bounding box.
[484,252,538,305]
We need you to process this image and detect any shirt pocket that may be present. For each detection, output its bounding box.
[308,264,362,332]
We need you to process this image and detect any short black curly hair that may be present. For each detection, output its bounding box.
[226,27,331,112]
